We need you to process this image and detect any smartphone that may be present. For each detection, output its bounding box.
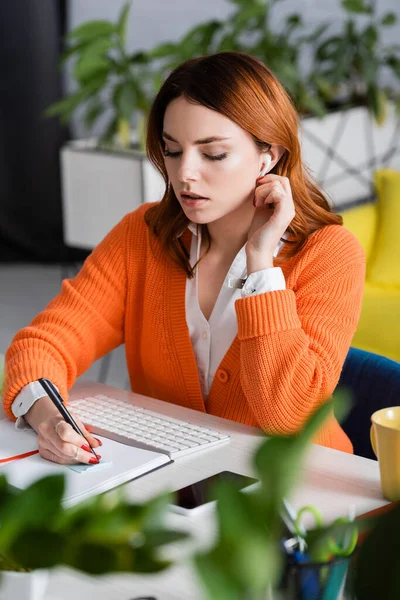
[170,471,259,516]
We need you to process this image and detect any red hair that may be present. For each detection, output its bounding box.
[145,52,342,277]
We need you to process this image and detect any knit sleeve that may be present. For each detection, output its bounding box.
[3,214,130,420]
[234,226,366,435]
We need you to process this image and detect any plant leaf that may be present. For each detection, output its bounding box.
[194,552,242,600]
[148,42,180,60]
[381,12,397,26]
[254,399,334,500]
[113,81,136,120]
[117,3,131,45]
[67,20,115,42]
[83,100,104,129]
[0,475,64,550]
[43,92,86,119]
[59,41,88,67]
[73,54,110,84]
[386,55,400,79]
[9,530,65,570]
[354,504,400,599]
[342,0,373,14]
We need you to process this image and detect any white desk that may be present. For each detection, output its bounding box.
[45,382,388,600]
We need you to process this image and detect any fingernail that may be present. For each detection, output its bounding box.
[81,443,92,452]
[94,437,103,446]
[89,457,100,464]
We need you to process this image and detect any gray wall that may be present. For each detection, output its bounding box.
[67,0,400,136]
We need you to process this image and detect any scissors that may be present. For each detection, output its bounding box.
[294,505,358,563]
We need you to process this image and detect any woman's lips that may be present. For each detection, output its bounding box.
[180,195,209,207]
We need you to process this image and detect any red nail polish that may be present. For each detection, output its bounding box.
[81,443,91,452]
[89,457,100,464]
[94,437,103,446]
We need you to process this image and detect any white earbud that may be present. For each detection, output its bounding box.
[258,155,272,177]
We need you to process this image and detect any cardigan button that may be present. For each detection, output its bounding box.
[216,369,229,383]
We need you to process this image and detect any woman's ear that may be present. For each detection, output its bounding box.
[268,144,285,169]
[258,144,285,177]
[258,155,272,177]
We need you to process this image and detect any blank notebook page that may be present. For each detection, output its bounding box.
[0,420,171,506]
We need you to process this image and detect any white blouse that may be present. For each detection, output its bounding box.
[12,223,285,422]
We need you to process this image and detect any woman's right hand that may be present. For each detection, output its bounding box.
[25,396,102,465]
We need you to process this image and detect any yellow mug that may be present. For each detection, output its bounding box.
[371,407,400,502]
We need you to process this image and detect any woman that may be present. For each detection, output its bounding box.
[3,52,365,464]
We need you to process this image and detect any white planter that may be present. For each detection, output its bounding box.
[61,139,165,249]
[0,570,49,600]
[301,103,400,209]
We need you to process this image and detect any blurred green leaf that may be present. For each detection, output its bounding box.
[118,3,131,45]
[129,547,171,574]
[0,475,64,550]
[67,20,116,42]
[354,503,400,599]
[44,92,85,120]
[342,0,373,14]
[313,75,335,100]
[99,114,118,145]
[129,50,151,65]
[142,529,190,548]
[83,100,103,129]
[73,54,110,84]
[141,492,174,530]
[386,55,400,78]
[381,12,397,26]
[367,86,388,125]
[113,81,136,120]
[195,552,242,600]
[213,481,260,542]
[254,400,333,500]
[59,41,88,67]
[363,24,378,48]
[9,530,65,570]
[304,23,331,44]
[332,388,352,423]
[67,542,125,575]
[148,42,180,60]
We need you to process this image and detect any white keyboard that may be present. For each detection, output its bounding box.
[70,395,230,459]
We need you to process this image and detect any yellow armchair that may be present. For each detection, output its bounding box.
[341,169,400,363]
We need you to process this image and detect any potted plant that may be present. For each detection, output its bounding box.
[0,474,189,600]
[192,393,362,600]
[45,3,165,249]
[300,0,400,209]
[1,391,382,600]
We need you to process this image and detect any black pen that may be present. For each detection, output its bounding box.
[38,377,100,462]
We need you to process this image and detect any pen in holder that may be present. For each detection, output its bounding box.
[279,501,357,600]
[281,552,352,600]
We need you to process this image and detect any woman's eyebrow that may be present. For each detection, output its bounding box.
[162,132,231,145]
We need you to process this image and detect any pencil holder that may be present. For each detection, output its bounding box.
[279,554,351,600]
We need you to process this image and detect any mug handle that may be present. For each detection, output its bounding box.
[370,425,378,458]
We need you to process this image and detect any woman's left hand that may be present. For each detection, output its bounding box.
[246,174,295,269]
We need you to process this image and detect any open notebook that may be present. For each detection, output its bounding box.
[0,419,171,506]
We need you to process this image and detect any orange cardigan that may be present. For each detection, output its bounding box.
[3,203,365,452]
